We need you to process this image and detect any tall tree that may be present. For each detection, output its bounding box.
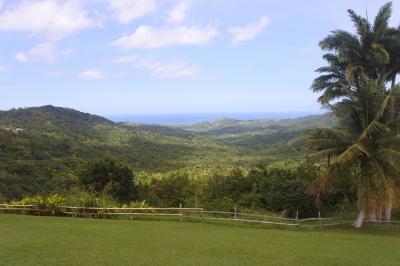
[308,2,400,228]
[312,2,400,107]
[306,77,400,228]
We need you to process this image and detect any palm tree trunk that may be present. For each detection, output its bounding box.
[376,204,383,223]
[352,199,366,229]
[383,195,392,223]
[368,199,378,223]
[352,207,366,229]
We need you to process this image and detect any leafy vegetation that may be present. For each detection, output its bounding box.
[80,158,138,203]
[0,104,358,217]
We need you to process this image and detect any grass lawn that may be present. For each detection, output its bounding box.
[1,214,400,266]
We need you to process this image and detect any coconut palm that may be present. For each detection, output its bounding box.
[306,77,400,228]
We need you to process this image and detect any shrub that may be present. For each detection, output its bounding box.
[63,191,118,208]
[80,158,138,203]
[202,168,258,211]
[123,200,151,208]
[10,194,65,214]
[148,171,196,207]
[259,176,317,218]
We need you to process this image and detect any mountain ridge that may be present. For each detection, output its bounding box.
[0,106,335,170]
[0,105,333,200]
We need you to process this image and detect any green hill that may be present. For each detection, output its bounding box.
[179,114,334,155]
[0,106,333,200]
[0,106,237,171]
[183,114,333,136]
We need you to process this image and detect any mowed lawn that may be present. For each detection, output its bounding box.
[1,214,400,266]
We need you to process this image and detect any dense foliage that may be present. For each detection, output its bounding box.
[80,158,138,203]
[0,106,358,217]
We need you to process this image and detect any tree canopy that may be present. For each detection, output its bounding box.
[80,158,137,203]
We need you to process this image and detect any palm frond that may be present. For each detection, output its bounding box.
[333,143,370,166]
[357,120,390,143]
[373,2,393,36]
[319,30,360,51]
[373,84,399,121]
[347,9,371,37]
[377,148,400,169]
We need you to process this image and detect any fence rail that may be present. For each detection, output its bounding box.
[0,204,346,229]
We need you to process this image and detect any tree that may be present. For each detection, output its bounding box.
[306,78,400,228]
[148,171,196,207]
[309,2,400,228]
[312,2,400,106]
[202,168,257,211]
[80,158,137,203]
[259,167,318,218]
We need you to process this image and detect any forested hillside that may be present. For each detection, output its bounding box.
[184,114,334,135]
[0,106,232,170]
[0,105,334,206]
[183,115,334,151]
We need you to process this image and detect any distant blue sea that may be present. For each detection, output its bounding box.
[105,112,322,125]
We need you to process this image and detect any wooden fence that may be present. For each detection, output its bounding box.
[0,204,344,229]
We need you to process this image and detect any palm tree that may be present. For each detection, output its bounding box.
[312,2,400,107]
[311,53,349,106]
[306,77,400,228]
[309,2,400,228]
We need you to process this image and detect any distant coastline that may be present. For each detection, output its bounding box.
[105,112,323,125]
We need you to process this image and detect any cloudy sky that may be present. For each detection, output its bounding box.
[0,0,398,114]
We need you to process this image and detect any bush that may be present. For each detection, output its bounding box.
[10,194,65,213]
[122,200,151,208]
[45,194,65,209]
[63,191,118,208]
[259,176,317,218]
[147,171,196,207]
[202,168,258,211]
[80,158,137,203]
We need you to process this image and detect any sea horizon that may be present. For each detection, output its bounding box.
[104,111,323,125]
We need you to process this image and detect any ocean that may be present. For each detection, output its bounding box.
[105,112,322,125]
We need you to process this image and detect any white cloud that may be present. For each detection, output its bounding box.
[78,70,104,79]
[0,0,98,40]
[108,0,156,23]
[113,54,139,64]
[228,15,269,45]
[135,58,200,79]
[113,25,219,49]
[15,43,70,63]
[15,52,28,63]
[167,1,190,23]
[113,54,212,79]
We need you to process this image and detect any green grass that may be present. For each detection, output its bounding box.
[1,214,400,266]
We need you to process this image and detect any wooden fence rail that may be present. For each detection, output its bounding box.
[0,204,345,228]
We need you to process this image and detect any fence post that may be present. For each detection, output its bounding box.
[296,209,299,227]
[318,211,322,231]
[179,203,182,222]
[234,205,237,227]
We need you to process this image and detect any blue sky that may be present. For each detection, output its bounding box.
[0,0,398,115]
